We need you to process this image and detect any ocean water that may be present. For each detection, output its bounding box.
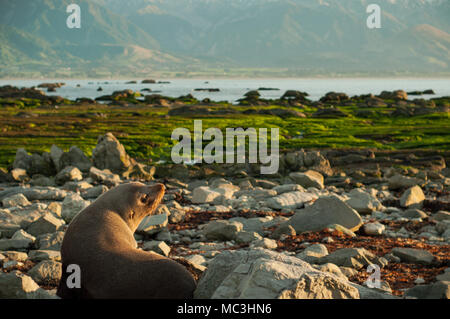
[1,78,449,104]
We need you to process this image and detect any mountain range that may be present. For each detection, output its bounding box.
[0,0,449,77]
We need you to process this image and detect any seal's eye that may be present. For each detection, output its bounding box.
[140,193,150,204]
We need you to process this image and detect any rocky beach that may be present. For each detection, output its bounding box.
[0,83,449,299]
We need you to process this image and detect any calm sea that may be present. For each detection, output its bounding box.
[1,78,449,104]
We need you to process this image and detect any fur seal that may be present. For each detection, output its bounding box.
[57,182,196,299]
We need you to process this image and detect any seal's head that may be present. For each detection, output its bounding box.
[98,182,166,232]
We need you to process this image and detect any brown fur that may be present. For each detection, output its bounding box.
[57,182,196,299]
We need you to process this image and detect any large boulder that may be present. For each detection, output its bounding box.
[286,196,363,233]
[59,146,92,173]
[194,249,360,299]
[92,133,133,174]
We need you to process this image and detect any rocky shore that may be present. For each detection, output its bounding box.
[0,132,449,299]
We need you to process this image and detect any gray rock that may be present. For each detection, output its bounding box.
[252,238,278,249]
[137,213,169,235]
[272,184,305,195]
[0,271,40,299]
[363,222,385,236]
[287,196,363,234]
[391,247,435,265]
[192,186,222,204]
[2,193,31,208]
[400,186,425,207]
[55,166,83,185]
[271,223,296,239]
[289,170,324,189]
[37,231,65,251]
[405,281,449,299]
[27,260,62,285]
[345,189,382,214]
[61,193,90,223]
[50,145,63,172]
[194,248,359,299]
[388,174,424,190]
[320,248,382,270]
[28,250,61,262]
[235,231,263,244]
[89,167,121,187]
[26,213,65,236]
[92,133,133,174]
[142,241,171,257]
[13,148,33,171]
[0,229,35,250]
[265,191,317,210]
[0,186,67,202]
[59,146,92,173]
[203,220,243,241]
[81,185,108,199]
[402,209,428,219]
[433,211,450,222]
[296,244,329,264]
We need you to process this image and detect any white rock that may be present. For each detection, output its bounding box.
[192,186,222,204]
[345,189,382,214]
[265,191,317,210]
[364,222,385,236]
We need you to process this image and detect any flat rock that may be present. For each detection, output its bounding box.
[319,248,383,270]
[89,167,121,187]
[2,193,31,208]
[203,220,243,241]
[26,213,65,236]
[287,196,363,234]
[28,250,61,262]
[391,247,435,265]
[194,248,360,299]
[405,281,449,299]
[142,241,171,257]
[137,213,169,235]
[265,191,317,210]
